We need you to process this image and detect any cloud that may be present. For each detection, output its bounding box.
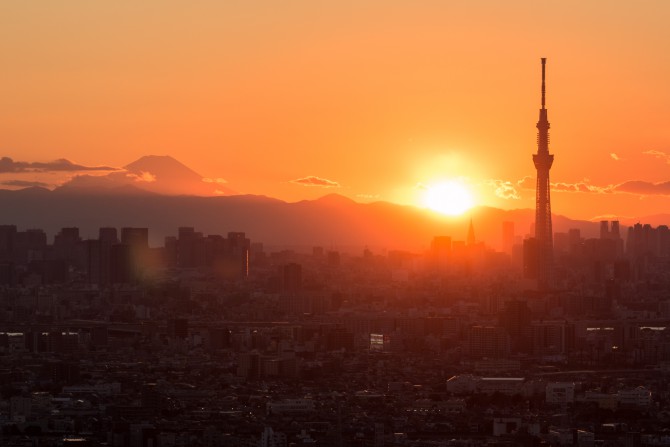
[356,193,380,200]
[517,176,535,190]
[590,214,627,222]
[126,171,157,183]
[551,180,612,194]
[610,153,620,161]
[290,176,340,188]
[203,177,228,184]
[516,176,612,194]
[1,179,50,188]
[614,180,670,196]
[643,150,670,163]
[0,157,118,173]
[487,179,521,200]
[516,174,670,197]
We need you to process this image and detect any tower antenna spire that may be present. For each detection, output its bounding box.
[541,57,546,109]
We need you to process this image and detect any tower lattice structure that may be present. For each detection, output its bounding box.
[533,58,554,292]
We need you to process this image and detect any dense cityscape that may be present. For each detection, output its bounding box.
[2,56,670,446]
[1,217,669,446]
[3,0,670,441]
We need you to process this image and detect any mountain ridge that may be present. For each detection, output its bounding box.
[1,156,663,250]
[0,187,606,251]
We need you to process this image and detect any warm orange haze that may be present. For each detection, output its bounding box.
[1,1,670,222]
[3,4,670,444]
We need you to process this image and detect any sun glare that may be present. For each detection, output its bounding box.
[422,180,474,216]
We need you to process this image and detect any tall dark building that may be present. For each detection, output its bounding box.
[0,225,17,261]
[502,221,515,256]
[466,219,475,246]
[500,299,532,353]
[120,227,148,249]
[99,227,119,244]
[533,58,554,291]
[120,227,149,280]
[227,232,250,278]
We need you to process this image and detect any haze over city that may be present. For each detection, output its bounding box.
[2,2,670,447]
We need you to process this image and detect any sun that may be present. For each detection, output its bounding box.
[422,180,474,216]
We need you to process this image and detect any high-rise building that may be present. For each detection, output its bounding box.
[467,219,476,246]
[281,262,302,293]
[466,325,510,359]
[502,221,515,255]
[120,227,149,280]
[532,58,555,292]
[177,226,198,268]
[110,243,132,284]
[120,227,148,249]
[500,300,532,353]
[0,225,17,262]
[227,232,250,278]
[87,227,118,286]
[53,227,82,267]
[99,227,119,244]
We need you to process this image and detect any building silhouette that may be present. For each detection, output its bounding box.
[467,218,476,246]
[502,221,515,256]
[281,262,302,293]
[532,58,555,291]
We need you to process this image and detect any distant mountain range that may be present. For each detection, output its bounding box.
[57,155,236,196]
[1,155,665,251]
[0,188,599,251]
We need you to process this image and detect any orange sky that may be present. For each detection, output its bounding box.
[1,1,669,221]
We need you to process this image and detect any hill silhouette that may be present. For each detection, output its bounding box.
[0,188,601,251]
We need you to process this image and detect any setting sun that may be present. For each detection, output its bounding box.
[422,180,474,216]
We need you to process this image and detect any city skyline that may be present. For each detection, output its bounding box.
[3,4,670,444]
[2,2,670,221]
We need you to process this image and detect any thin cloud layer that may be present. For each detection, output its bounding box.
[1,179,50,188]
[551,181,612,194]
[487,179,521,200]
[356,193,380,200]
[290,176,340,188]
[203,177,228,184]
[614,180,670,196]
[643,150,670,164]
[126,171,157,183]
[517,176,535,190]
[0,157,117,173]
[517,176,612,194]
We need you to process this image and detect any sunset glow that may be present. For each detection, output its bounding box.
[422,181,474,216]
[0,2,669,221]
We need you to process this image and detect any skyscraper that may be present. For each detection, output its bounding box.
[533,58,554,291]
[467,218,476,246]
[502,221,515,255]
